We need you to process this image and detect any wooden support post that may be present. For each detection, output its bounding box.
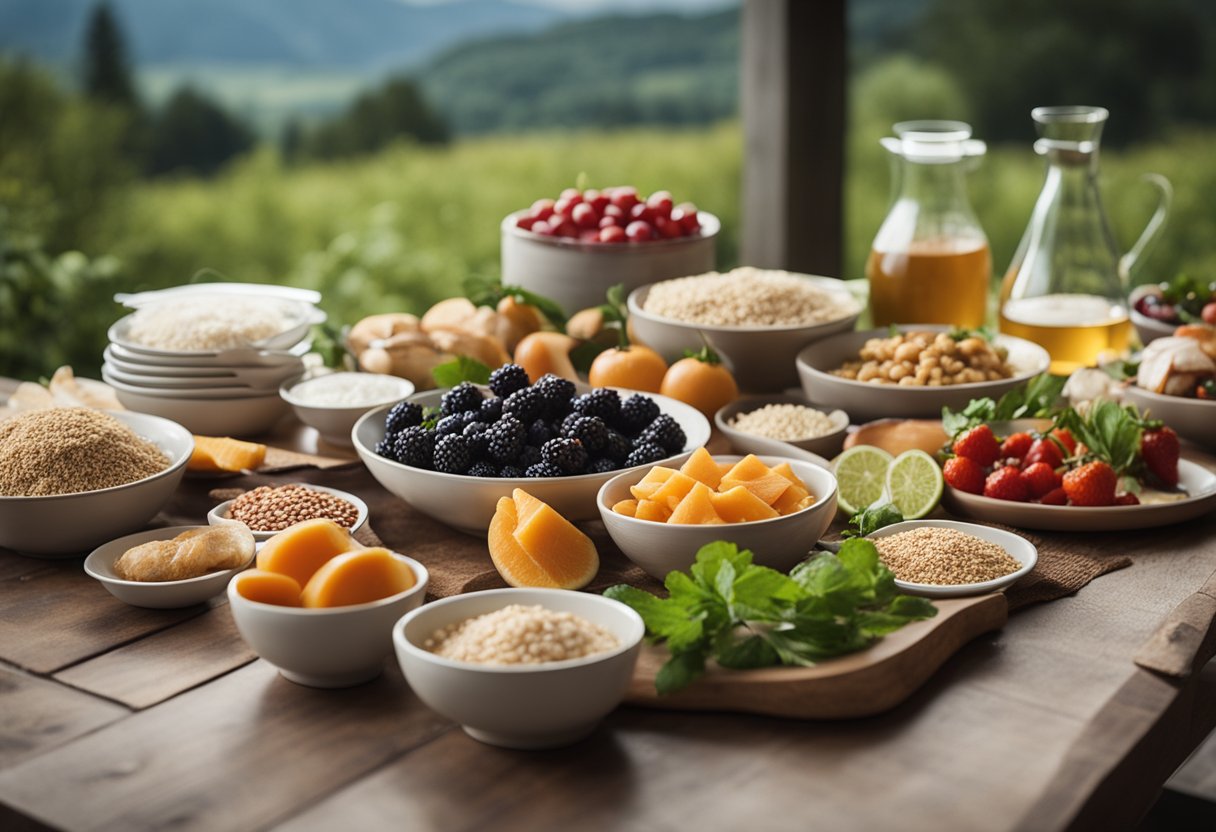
[741,0,846,277]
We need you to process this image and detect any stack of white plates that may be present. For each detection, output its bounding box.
[101,284,325,437]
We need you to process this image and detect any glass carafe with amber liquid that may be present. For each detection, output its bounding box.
[999,106,1170,374]
[868,121,991,328]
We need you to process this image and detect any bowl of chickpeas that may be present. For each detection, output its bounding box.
[795,326,1051,422]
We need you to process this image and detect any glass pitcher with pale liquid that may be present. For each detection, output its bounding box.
[999,106,1171,374]
[867,121,991,328]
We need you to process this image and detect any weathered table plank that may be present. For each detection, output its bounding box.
[0,663,128,768]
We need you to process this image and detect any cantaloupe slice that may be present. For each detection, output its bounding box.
[679,447,723,490]
[711,485,780,523]
[634,498,672,523]
[486,490,599,589]
[770,462,804,487]
[300,548,416,608]
[649,471,699,511]
[772,482,814,516]
[629,466,678,501]
[668,482,725,525]
[256,519,363,587]
[233,569,302,607]
[189,436,267,472]
[720,455,792,506]
[612,498,639,517]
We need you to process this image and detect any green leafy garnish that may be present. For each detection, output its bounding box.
[1054,399,1144,475]
[462,275,568,329]
[841,502,904,539]
[947,325,996,342]
[431,355,491,387]
[597,283,631,349]
[941,373,1067,438]
[604,540,936,695]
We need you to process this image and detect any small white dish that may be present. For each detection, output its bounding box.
[208,484,369,541]
[281,373,416,448]
[393,588,644,749]
[106,338,312,369]
[108,299,325,357]
[112,385,291,438]
[84,525,255,608]
[867,519,1037,599]
[715,395,848,461]
[228,553,429,688]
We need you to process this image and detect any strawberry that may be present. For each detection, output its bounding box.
[1024,437,1064,469]
[1140,426,1179,487]
[1020,461,1061,498]
[944,456,987,494]
[1062,461,1117,507]
[953,424,1001,467]
[1051,428,1077,456]
[983,465,1029,502]
[1040,487,1068,506]
[1000,432,1033,462]
[1115,493,1141,506]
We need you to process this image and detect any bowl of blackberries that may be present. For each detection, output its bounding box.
[352,363,712,535]
[1131,275,1216,345]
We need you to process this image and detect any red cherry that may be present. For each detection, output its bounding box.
[550,218,578,238]
[583,189,610,213]
[654,216,682,239]
[599,225,627,244]
[610,187,639,211]
[673,202,700,234]
[603,204,624,220]
[531,220,554,236]
[553,197,578,218]
[571,202,599,229]
[646,190,674,218]
[578,229,601,243]
[625,220,653,242]
[629,203,655,223]
[516,215,537,231]
[598,215,620,229]
[530,199,555,220]
[559,187,582,204]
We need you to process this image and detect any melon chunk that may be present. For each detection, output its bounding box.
[771,481,814,516]
[300,548,417,608]
[721,455,792,506]
[488,497,555,587]
[634,498,672,523]
[649,471,699,511]
[679,447,723,489]
[629,466,678,501]
[612,498,639,517]
[233,569,303,607]
[668,482,725,525]
[256,519,363,588]
[771,462,802,486]
[189,436,267,472]
[711,486,780,523]
[486,489,599,589]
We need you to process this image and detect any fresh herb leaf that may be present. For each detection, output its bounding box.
[1055,399,1143,475]
[714,632,779,670]
[841,502,904,538]
[461,275,569,329]
[941,373,1066,437]
[655,649,707,696]
[431,355,491,387]
[569,340,608,374]
[948,325,995,342]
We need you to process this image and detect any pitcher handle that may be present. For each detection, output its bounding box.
[1119,173,1172,282]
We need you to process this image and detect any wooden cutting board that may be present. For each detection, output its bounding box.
[626,592,1008,719]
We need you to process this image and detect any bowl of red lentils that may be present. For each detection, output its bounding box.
[207,483,369,542]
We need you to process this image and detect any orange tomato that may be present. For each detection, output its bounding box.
[588,345,668,392]
[659,356,738,418]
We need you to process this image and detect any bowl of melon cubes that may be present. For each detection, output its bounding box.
[227,518,429,688]
[597,447,837,578]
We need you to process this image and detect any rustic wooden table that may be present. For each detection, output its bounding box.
[2,390,1216,831]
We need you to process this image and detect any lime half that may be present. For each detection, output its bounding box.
[885,449,944,520]
[832,445,894,516]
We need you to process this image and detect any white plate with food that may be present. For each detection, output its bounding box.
[868,519,1037,599]
[208,484,369,542]
[714,395,848,461]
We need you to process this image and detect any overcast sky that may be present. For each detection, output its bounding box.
[401,0,733,10]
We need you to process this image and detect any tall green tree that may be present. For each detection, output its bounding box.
[307,76,448,160]
[147,86,254,177]
[81,1,140,112]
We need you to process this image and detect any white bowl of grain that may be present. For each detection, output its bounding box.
[715,396,850,460]
[628,268,862,393]
[393,588,644,749]
[281,372,415,448]
[0,408,193,557]
[867,520,1037,599]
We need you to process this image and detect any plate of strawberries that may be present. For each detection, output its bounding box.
[939,399,1216,531]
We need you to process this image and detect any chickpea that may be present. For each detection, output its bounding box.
[889,363,911,381]
[930,366,943,382]
[894,342,921,363]
[898,376,918,386]
[915,366,931,384]
[857,364,880,382]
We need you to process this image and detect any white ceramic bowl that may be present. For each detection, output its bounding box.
[501,210,719,316]
[106,339,312,369]
[1123,386,1216,450]
[867,519,1037,599]
[796,325,1052,422]
[208,484,370,542]
[281,373,416,448]
[227,553,429,688]
[0,411,193,557]
[112,385,291,437]
[393,588,644,749]
[353,388,712,535]
[102,355,305,391]
[84,525,255,608]
[597,454,838,578]
[714,396,849,461]
[108,300,325,357]
[627,276,862,392]
[1129,284,1181,346]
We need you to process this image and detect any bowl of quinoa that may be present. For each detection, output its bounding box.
[868,520,1037,598]
[0,408,193,556]
[714,395,849,459]
[393,588,645,749]
[628,268,862,392]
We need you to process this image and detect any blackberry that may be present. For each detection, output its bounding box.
[526,419,554,448]
[489,363,530,398]
[384,401,423,436]
[374,437,396,460]
[499,465,524,479]
[433,434,472,474]
[393,426,435,469]
[618,394,660,434]
[637,414,686,453]
[440,382,484,416]
[502,387,544,424]
[589,457,620,474]
[572,388,621,423]
[467,461,499,478]
[518,445,543,469]
[435,414,466,437]
[485,416,526,464]
[479,396,503,423]
[542,438,588,474]
[462,421,491,458]
[625,442,667,468]
[565,415,608,452]
[525,462,563,478]
[559,411,583,437]
[534,374,577,417]
[603,430,632,461]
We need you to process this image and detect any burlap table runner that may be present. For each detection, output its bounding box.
[162,462,1131,609]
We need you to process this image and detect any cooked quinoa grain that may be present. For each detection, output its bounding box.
[425,604,619,665]
[642,267,859,327]
[730,403,837,441]
[125,298,292,351]
[0,408,169,496]
[228,484,359,531]
[873,527,1022,585]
